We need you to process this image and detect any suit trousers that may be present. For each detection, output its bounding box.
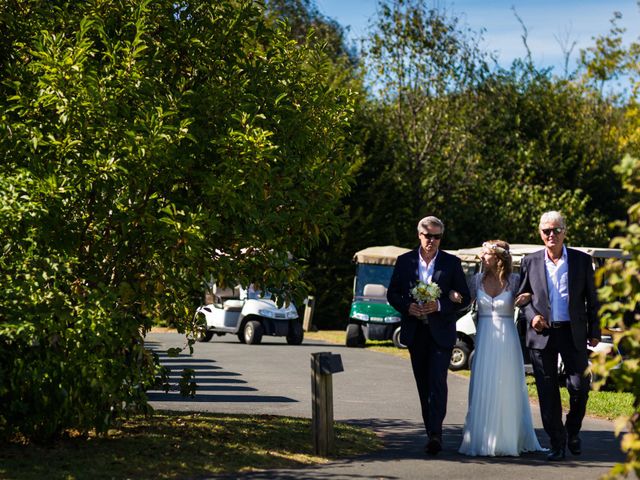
[408,321,452,436]
[529,326,590,450]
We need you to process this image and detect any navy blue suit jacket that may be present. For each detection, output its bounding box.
[387,248,470,349]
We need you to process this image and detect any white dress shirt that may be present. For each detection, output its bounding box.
[418,249,440,311]
[544,246,570,323]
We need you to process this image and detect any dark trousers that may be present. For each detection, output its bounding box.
[408,322,452,436]
[529,325,590,450]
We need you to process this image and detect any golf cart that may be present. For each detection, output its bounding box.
[450,244,626,372]
[193,284,303,345]
[345,246,411,348]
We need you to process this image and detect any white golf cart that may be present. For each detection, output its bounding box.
[193,284,303,345]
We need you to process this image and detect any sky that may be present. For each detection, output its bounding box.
[314,0,640,75]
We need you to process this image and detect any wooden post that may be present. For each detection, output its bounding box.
[303,295,315,332]
[311,352,343,457]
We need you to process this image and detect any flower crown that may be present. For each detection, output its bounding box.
[482,242,509,256]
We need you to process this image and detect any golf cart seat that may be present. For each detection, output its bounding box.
[223,299,244,312]
[211,285,238,304]
[363,283,387,298]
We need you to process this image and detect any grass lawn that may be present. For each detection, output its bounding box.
[0,412,381,480]
[306,330,634,420]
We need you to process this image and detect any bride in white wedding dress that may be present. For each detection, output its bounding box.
[457,240,545,457]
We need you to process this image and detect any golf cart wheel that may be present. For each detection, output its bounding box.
[392,326,406,349]
[449,339,471,371]
[195,327,213,343]
[345,323,365,348]
[286,322,304,345]
[237,329,246,343]
[243,320,264,345]
[193,312,213,342]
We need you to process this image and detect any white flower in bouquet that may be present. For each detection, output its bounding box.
[410,281,441,303]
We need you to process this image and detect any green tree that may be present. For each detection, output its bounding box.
[457,63,626,247]
[265,0,357,64]
[0,0,355,441]
[361,0,488,221]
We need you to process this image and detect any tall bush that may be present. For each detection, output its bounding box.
[0,0,355,441]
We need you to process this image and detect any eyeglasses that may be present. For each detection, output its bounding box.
[421,232,442,240]
[541,227,564,236]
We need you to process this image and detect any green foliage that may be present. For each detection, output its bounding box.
[265,0,358,65]
[595,155,640,479]
[0,0,355,441]
[362,0,488,219]
[452,65,625,247]
[580,12,632,92]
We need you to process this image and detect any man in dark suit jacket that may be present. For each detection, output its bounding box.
[517,211,601,461]
[387,216,470,455]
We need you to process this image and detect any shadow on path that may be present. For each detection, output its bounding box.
[146,348,297,404]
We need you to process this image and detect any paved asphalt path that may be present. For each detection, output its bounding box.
[146,332,625,480]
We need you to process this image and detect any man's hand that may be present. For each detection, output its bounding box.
[531,314,548,333]
[408,303,423,317]
[514,293,532,307]
[422,300,438,315]
[408,301,438,317]
[449,290,463,303]
[588,338,600,348]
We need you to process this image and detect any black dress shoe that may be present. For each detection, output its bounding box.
[425,434,442,455]
[547,448,566,461]
[568,435,582,455]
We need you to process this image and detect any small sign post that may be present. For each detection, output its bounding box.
[311,352,344,456]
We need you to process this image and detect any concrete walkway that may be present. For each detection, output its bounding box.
[146,332,625,479]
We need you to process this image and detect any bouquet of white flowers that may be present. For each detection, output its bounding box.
[410,280,442,304]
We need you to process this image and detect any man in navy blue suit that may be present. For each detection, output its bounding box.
[517,211,600,461]
[387,216,470,455]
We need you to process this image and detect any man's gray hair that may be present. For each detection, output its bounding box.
[417,215,445,233]
[539,211,566,230]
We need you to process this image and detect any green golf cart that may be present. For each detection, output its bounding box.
[345,245,411,348]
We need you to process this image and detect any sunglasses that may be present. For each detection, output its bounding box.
[421,232,443,240]
[541,227,564,236]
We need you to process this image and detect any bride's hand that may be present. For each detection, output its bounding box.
[449,290,463,303]
[515,293,532,307]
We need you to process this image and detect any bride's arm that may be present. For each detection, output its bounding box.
[511,273,532,306]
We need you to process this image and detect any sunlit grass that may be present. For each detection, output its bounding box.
[524,376,634,420]
[0,412,381,480]
[305,330,410,359]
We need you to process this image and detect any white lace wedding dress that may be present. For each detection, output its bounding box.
[459,273,544,456]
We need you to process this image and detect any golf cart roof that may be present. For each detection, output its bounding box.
[454,244,629,264]
[455,244,543,262]
[353,246,412,265]
[571,246,630,259]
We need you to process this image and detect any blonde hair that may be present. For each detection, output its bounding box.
[483,239,512,285]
